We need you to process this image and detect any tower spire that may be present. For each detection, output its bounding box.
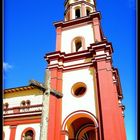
[64,0,96,21]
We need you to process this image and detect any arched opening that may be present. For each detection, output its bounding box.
[21,100,26,106]
[3,102,9,113]
[70,117,96,140]
[86,7,92,16]
[75,40,82,52]
[20,100,26,112]
[3,102,9,109]
[75,8,81,18]
[21,128,35,140]
[4,102,9,108]
[86,9,90,16]
[71,36,85,53]
[24,130,33,140]
[26,100,31,106]
[74,38,82,52]
[62,111,99,140]
[26,100,31,111]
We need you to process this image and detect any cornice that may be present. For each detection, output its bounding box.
[64,0,96,7]
[53,12,101,28]
[44,40,113,71]
[4,86,36,94]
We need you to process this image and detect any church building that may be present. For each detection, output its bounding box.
[3,0,127,140]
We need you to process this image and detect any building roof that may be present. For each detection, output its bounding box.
[4,85,63,98]
[4,85,39,93]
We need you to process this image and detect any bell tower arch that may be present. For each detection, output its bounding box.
[61,111,99,140]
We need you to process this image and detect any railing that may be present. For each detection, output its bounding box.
[3,104,43,116]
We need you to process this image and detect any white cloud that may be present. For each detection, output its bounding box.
[3,62,13,71]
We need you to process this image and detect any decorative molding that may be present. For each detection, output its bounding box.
[53,12,101,28]
[4,117,41,126]
[4,86,37,94]
[3,104,43,117]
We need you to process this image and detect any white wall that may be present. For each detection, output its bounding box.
[62,68,97,123]
[3,126,10,140]
[15,123,41,140]
[3,123,41,140]
[61,24,95,53]
[3,95,43,108]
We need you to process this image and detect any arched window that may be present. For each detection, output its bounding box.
[20,100,26,112]
[86,7,91,16]
[75,40,82,52]
[24,130,33,140]
[26,100,31,111]
[21,100,26,106]
[3,103,9,113]
[86,9,90,16]
[26,100,31,106]
[71,37,85,52]
[21,128,35,140]
[3,102,9,109]
[75,8,80,18]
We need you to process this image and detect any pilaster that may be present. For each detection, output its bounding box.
[47,66,63,140]
[56,27,62,51]
[10,125,17,140]
[92,17,102,42]
[95,58,126,140]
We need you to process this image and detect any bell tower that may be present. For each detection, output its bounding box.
[64,0,96,21]
[44,0,127,140]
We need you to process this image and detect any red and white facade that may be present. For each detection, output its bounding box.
[45,0,126,140]
[3,0,127,140]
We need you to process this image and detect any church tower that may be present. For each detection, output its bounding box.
[44,0,127,140]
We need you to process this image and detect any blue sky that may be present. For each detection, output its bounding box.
[3,0,137,139]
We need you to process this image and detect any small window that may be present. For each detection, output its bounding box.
[86,9,90,16]
[75,87,86,96]
[21,101,26,106]
[24,130,34,140]
[75,8,80,18]
[26,100,31,106]
[75,41,82,52]
[72,37,85,52]
[26,100,31,111]
[3,103,9,114]
[71,82,87,97]
[4,103,9,109]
